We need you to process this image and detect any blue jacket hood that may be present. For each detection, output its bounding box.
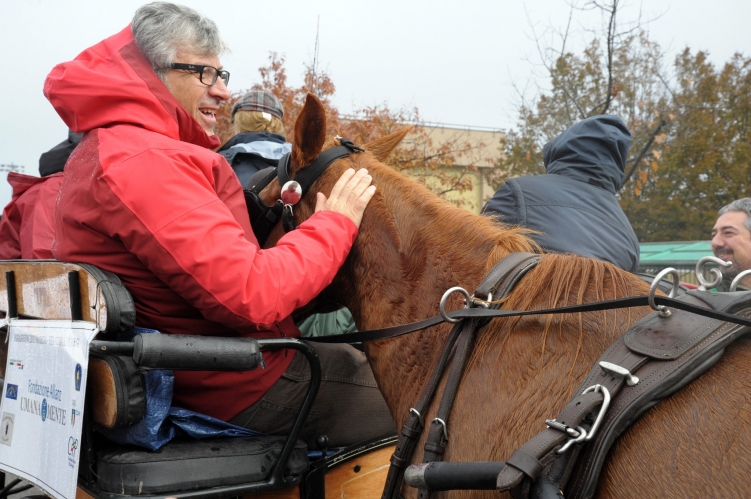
[543,115,631,194]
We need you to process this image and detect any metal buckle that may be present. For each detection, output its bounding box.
[599,361,639,386]
[432,418,449,442]
[554,384,611,454]
[648,268,680,317]
[580,384,611,441]
[409,408,424,428]
[439,287,471,323]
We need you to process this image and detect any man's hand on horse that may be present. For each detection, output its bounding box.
[316,168,376,228]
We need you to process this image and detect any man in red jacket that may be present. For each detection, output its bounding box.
[44,2,393,446]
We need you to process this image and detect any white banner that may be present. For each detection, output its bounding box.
[0,320,98,499]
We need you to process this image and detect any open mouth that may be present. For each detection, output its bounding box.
[199,108,217,120]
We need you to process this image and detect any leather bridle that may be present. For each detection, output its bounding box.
[243,137,363,246]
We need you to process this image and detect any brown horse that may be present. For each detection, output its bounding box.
[262,94,751,498]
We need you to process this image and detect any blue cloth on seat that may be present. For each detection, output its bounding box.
[96,328,263,451]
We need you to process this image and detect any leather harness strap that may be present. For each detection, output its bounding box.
[417,252,541,499]
[381,315,465,499]
[381,252,541,499]
[493,290,751,499]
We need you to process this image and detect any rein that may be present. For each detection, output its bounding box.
[305,293,751,344]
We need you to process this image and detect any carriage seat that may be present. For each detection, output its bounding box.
[0,260,311,496]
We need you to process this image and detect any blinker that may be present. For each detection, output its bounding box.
[281,181,302,206]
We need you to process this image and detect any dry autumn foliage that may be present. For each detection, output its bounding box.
[216,53,487,206]
[495,0,751,241]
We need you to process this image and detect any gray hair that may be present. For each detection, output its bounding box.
[131,2,228,81]
[718,198,751,232]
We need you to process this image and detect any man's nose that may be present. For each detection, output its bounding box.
[210,78,231,101]
[711,234,724,251]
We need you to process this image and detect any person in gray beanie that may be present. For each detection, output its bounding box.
[218,90,290,188]
[483,114,640,272]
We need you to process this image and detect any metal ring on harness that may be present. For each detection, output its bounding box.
[695,256,732,291]
[556,426,587,454]
[440,287,471,323]
[730,269,751,292]
[648,268,680,317]
[581,384,611,441]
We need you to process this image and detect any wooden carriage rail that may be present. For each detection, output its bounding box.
[0,260,135,337]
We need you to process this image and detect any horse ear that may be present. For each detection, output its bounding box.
[292,93,327,169]
[364,126,413,162]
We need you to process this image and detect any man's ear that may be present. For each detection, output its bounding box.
[291,93,327,171]
[365,126,413,162]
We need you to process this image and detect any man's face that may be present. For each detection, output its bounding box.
[711,210,751,279]
[163,50,230,136]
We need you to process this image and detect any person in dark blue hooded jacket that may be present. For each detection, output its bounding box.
[482,115,640,272]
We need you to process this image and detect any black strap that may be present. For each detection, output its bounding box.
[418,318,479,499]
[308,294,751,345]
[277,144,357,195]
[384,253,540,499]
[381,320,465,499]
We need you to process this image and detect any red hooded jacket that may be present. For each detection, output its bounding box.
[44,26,358,421]
[0,172,63,260]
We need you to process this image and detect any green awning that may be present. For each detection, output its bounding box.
[639,241,712,266]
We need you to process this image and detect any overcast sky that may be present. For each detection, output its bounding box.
[1,0,750,208]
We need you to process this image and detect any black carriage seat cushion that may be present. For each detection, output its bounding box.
[96,435,308,495]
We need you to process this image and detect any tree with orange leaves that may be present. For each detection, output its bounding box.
[495,0,751,242]
[217,53,487,207]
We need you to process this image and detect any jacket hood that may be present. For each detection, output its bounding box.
[44,25,220,150]
[543,115,631,194]
[38,130,83,177]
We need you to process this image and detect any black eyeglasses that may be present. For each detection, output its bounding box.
[168,63,230,86]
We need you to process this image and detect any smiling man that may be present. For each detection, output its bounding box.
[711,198,751,291]
[43,2,393,447]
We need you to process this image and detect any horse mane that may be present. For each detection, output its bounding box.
[327,135,540,263]
[475,253,648,375]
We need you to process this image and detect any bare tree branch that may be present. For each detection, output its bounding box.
[621,118,666,188]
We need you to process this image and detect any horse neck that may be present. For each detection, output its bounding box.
[330,162,536,331]
[320,160,542,418]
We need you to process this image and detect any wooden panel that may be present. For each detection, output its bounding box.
[88,358,119,428]
[76,487,97,499]
[0,260,107,330]
[325,445,394,499]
